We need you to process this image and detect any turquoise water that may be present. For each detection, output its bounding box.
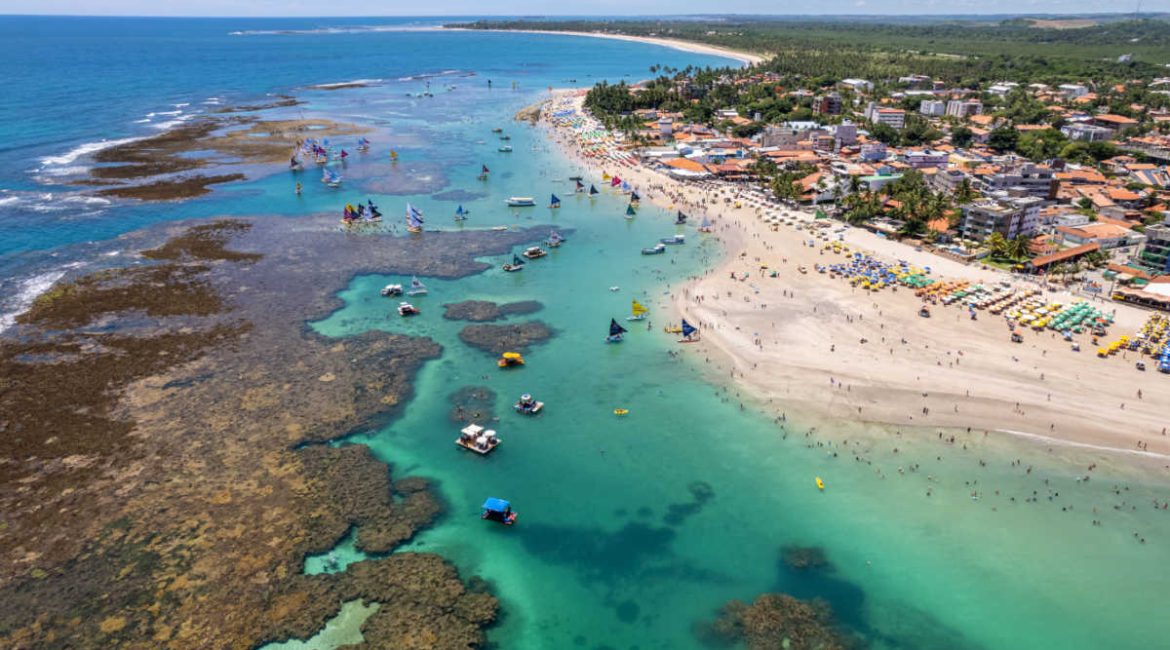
[5,18,1170,650]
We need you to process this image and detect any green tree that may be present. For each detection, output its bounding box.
[951,125,974,148]
[987,125,1019,152]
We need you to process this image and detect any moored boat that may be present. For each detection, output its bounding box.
[380,283,403,297]
[514,393,544,415]
[498,351,525,368]
[481,497,517,524]
[627,300,649,321]
[498,145,514,153]
[456,423,500,455]
[397,301,420,317]
[660,234,685,245]
[521,246,547,260]
[405,203,425,233]
[506,196,535,207]
[502,254,526,272]
[406,275,428,296]
[641,243,666,255]
[679,319,700,343]
[605,318,628,343]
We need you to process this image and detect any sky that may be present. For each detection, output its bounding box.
[0,0,1154,17]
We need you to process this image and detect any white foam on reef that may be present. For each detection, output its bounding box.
[231,24,441,37]
[39,136,144,168]
[0,266,79,333]
[310,79,384,89]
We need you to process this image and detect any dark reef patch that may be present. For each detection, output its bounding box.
[458,321,554,356]
[443,299,543,323]
[448,385,498,424]
[432,189,487,202]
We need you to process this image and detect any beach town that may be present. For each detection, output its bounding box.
[539,65,1170,459]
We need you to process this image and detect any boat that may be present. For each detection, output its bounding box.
[502,254,526,272]
[602,172,611,181]
[498,351,525,368]
[521,246,547,260]
[506,197,535,207]
[498,145,514,153]
[1011,332,1024,343]
[611,176,622,188]
[574,180,585,193]
[588,185,599,197]
[499,134,511,141]
[491,127,503,133]
[380,283,403,297]
[405,203,424,233]
[625,204,637,219]
[679,319,700,343]
[397,301,420,317]
[454,205,469,221]
[478,164,490,180]
[609,286,620,292]
[660,234,685,245]
[549,194,561,208]
[389,149,399,162]
[321,168,342,188]
[630,190,640,204]
[613,408,629,416]
[919,307,931,318]
[662,323,683,334]
[356,137,371,153]
[605,318,628,343]
[456,423,500,455]
[514,393,544,415]
[481,497,517,524]
[642,243,666,255]
[676,211,688,225]
[620,181,632,194]
[698,216,713,233]
[546,231,565,248]
[406,275,428,296]
[816,477,825,491]
[627,300,649,321]
[568,175,584,181]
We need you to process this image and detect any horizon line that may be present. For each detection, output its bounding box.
[0,11,1165,19]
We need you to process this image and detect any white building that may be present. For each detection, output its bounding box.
[987,82,1020,96]
[904,149,950,169]
[920,100,946,116]
[865,102,906,130]
[840,78,874,93]
[945,99,983,118]
[1058,84,1090,98]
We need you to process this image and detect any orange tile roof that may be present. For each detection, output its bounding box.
[663,158,708,173]
[1095,113,1140,126]
[1106,187,1143,201]
[1029,243,1100,268]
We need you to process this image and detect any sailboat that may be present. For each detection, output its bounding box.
[357,137,371,152]
[605,318,628,343]
[502,254,526,272]
[390,149,399,162]
[630,190,640,204]
[679,319,700,343]
[588,184,599,197]
[546,231,565,248]
[627,300,649,321]
[321,168,342,188]
[405,203,424,233]
[549,194,561,209]
[478,164,490,181]
[625,204,637,219]
[575,180,585,193]
[454,205,469,221]
[676,211,688,225]
[611,176,622,188]
[602,172,611,181]
[619,180,631,194]
[698,215,713,233]
[407,275,428,296]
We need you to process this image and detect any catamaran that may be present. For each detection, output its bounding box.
[627,300,649,321]
[506,197,535,207]
[405,203,424,233]
[406,275,428,296]
[605,318,628,343]
[521,246,547,260]
[454,205,468,221]
[679,319,700,343]
[397,301,420,317]
[456,423,500,455]
[513,393,544,415]
[502,254,526,272]
[381,283,403,297]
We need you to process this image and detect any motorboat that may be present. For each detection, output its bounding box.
[481,497,517,524]
[498,145,514,153]
[397,302,420,317]
[381,284,403,297]
[641,243,666,255]
[506,196,535,207]
[456,423,500,455]
[660,234,685,245]
[498,352,525,368]
[514,393,544,415]
[521,246,547,259]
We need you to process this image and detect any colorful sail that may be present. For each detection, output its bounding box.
[549,194,561,207]
[626,204,636,216]
[620,181,631,193]
[699,215,713,231]
[676,211,688,224]
[609,319,628,337]
[482,164,490,174]
[611,176,622,187]
[405,203,424,231]
[575,180,585,192]
[631,300,648,317]
[589,184,599,196]
[681,319,697,338]
[390,149,399,161]
[455,205,467,220]
[630,191,640,202]
[602,172,611,181]
[512,254,525,266]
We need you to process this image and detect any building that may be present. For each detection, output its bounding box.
[865,102,906,130]
[1091,114,1140,134]
[840,78,873,93]
[657,117,674,137]
[959,197,1042,242]
[833,121,858,148]
[919,100,946,117]
[945,99,983,119]
[859,142,888,162]
[1024,243,1101,274]
[1055,223,1145,250]
[1058,84,1090,98]
[1062,123,1114,142]
[980,163,1059,200]
[1140,223,1170,272]
[930,168,969,195]
[813,93,843,116]
[987,82,1020,96]
[904,149,950,169]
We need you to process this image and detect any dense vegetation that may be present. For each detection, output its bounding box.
[454,17,1170,84]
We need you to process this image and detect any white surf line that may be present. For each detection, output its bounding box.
[996,428,1170,461]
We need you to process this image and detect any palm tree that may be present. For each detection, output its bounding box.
[985,232,1009,260]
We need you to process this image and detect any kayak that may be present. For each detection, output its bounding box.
[613,408,629,416]
[816,477,825,490]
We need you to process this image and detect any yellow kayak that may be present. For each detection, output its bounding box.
[613,408,629,416]
[816,477,825,491]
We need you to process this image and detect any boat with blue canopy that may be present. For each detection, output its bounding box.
[481,497,517,524]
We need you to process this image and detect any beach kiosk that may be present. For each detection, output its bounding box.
[481,498,517,525]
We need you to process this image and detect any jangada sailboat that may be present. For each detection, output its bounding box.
[605,318,628,343]
[588,184,599,197]
[405,203,424,233]
[678,319,700,343]
[454,205,469,221]
[502,254,526,272]
[549,194,561,209]
[698,215,714,233]
[626,300,649,321]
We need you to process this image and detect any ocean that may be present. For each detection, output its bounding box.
[3,16,1170,650]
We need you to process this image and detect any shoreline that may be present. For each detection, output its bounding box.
[540,90,1170,465]
[443,27,766,67]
